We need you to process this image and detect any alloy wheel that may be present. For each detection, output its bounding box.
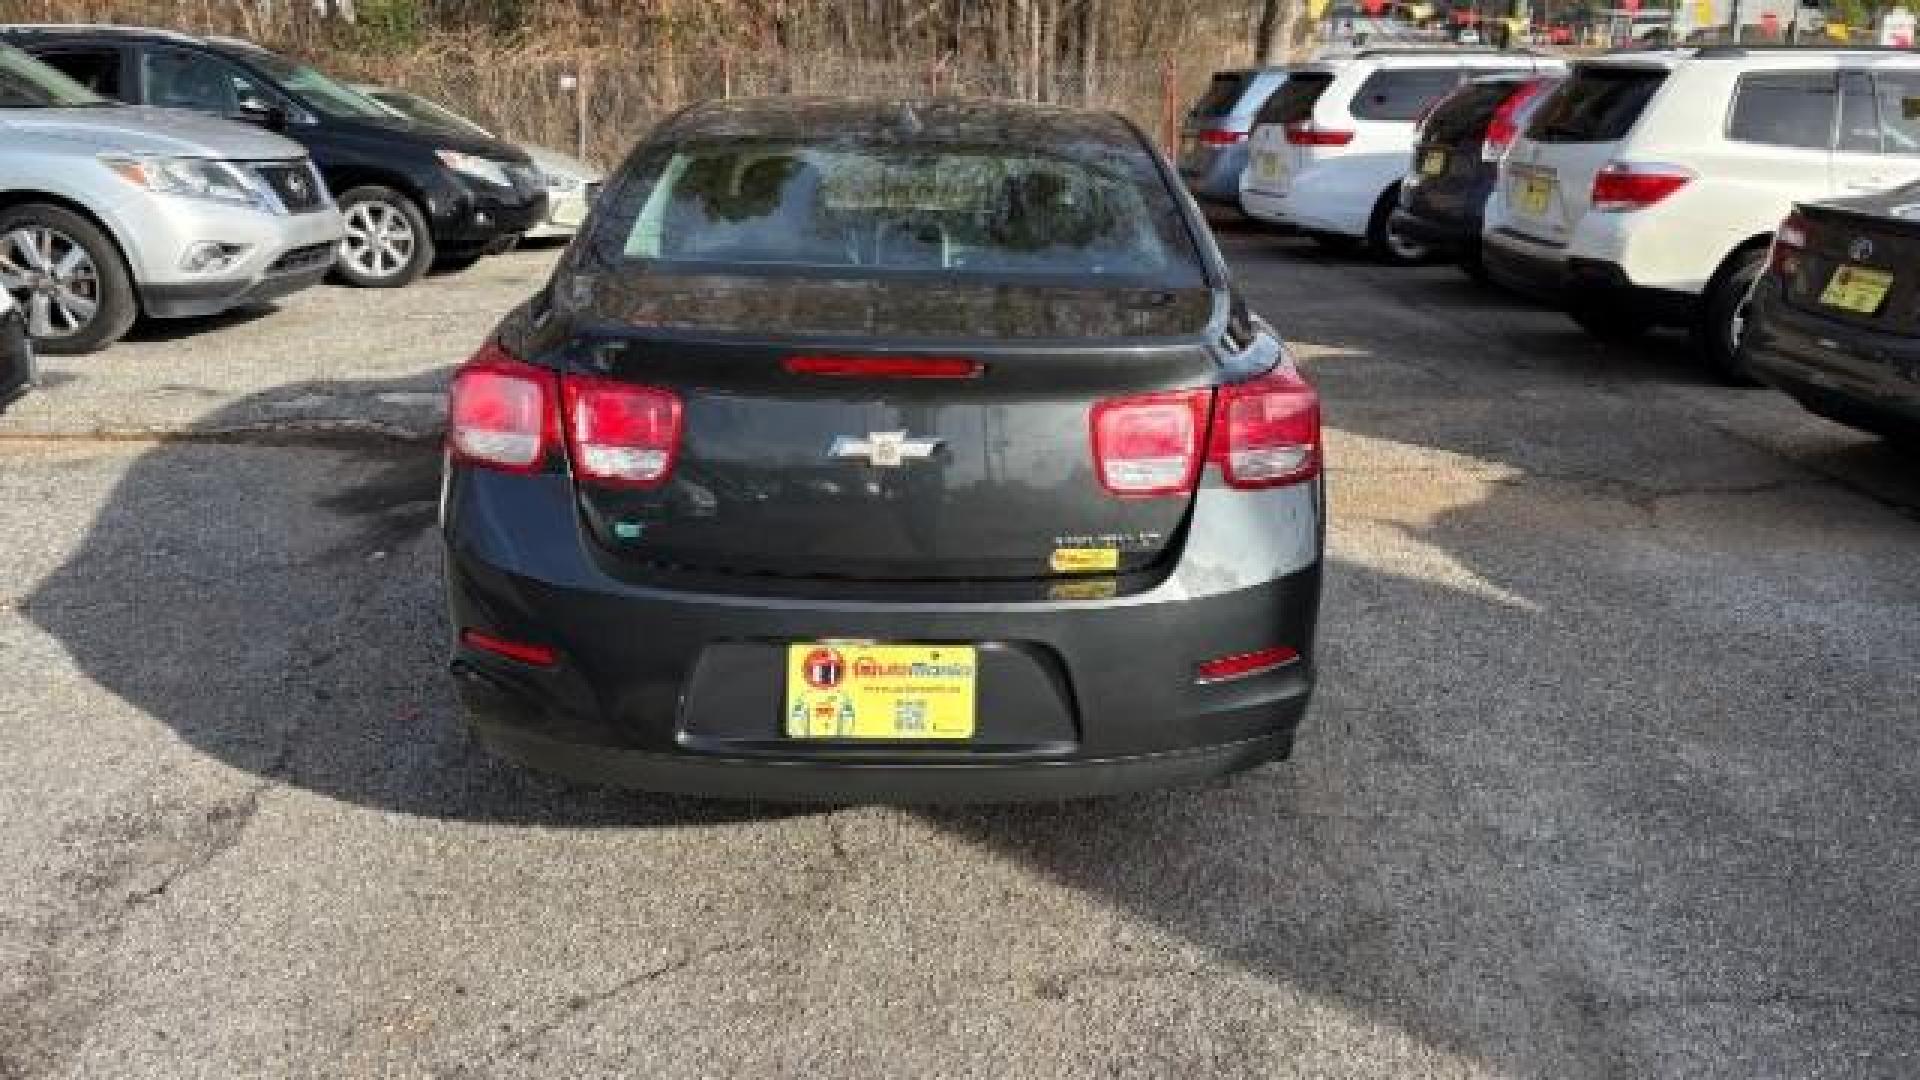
[342,200,418,281]
[0,226,102,340]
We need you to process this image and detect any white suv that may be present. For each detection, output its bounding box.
[1240,48,1559,263]
[1484,48,1920,379]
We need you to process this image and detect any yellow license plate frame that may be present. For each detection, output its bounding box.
[785,643,977,740]
[1517,172,1554,216]
[1819,264,1894,314]
[1419,149,1447,177]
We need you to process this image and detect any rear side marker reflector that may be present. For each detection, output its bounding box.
[460,630,557,667]
[784,355,983,379]
[1196,645,1300,683]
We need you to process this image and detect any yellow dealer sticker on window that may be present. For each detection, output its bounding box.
[785,644,976,740]
[1050,547,1120,574]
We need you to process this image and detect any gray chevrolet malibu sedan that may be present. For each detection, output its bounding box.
[440,98,1326,802]
[0,44,343,353]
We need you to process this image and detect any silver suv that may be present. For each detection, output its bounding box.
[0,44,343,353]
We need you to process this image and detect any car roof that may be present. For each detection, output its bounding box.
[654,97,1150,155]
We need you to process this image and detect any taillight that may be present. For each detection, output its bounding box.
[1590,162,1693,213]
[1207,365,1321,489]
[1197,128,1246,146]
[1089,390,1208,498]
[1090,363,1322,498]
[447,343,557,473]
[1284,122,1355,147]
[1770,210,1809,276]
[562,376,683,489]
[1482,79,1547,162]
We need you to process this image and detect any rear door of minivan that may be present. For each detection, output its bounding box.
[1244,67,1335,199]
[1502,61,1668,246]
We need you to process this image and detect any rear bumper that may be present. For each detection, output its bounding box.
[1181,146,1250,204]
[469,713,1300,803]
[442,468,1323,803]
[1746,279,1920,435]
[1484,230,1696,322]
[1390,207,1478,254]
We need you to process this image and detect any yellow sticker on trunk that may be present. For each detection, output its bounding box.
[1050,547,1120,574]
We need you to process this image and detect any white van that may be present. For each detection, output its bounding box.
[1240,48,1560,263]
[1483,48,1920,379]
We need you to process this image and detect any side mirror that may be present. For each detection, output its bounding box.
[239,102,289,132]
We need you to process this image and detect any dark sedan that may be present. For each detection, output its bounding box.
[441,98,1325,802]
[0,289,34,411]
[1746,187,1920,446]
[1391,72,1561,281]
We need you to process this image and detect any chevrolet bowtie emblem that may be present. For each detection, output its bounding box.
[828,431,942,468]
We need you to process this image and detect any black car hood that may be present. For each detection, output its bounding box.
[561,272,1218,341]
[323,115,530,163]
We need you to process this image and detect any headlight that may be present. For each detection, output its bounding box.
[543,170,584,193]
[436,150,512,187]
[102,156,264,207]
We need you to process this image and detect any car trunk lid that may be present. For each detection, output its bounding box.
[1785,198,1920,333]
[559,276,1224,582]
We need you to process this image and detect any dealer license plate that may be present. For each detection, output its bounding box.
[1516,171,1554,216]
[1820,264,1893,314]
[1419,149,1447,177]
[785,643,977,740]
[1256,151,1281,182]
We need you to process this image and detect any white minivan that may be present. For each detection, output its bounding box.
[1483,48,1920,379]
[1240,48,1560,263]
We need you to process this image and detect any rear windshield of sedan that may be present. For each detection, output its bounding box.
[606,142,1203,284]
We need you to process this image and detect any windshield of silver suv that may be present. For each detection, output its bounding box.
[228,47,392,120]
[0,43,103,107]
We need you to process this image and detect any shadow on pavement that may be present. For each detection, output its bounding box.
[23,372,813,830]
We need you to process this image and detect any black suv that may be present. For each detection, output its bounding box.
[3,25,547,287]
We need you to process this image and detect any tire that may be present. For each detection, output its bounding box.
[1367,184,1430,266]
[1567,302,1653,344]
[0,203,137,355]
[1694,247,1767,385]
[1459,242,1491,286]
[333,185,434,289]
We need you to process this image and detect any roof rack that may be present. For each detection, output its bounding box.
[1693,43,1920,57]
[1351,45,1543,57]
[0,22,200,44]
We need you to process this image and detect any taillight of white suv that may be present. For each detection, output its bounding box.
[1590,161,1695,213]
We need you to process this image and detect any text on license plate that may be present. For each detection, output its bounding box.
[785,643,977,740]
[1419,149,1447,177]
[1820,264,1894,314]
[1516,173,1553,215]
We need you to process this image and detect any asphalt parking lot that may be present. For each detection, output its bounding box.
[2,230,1916,1079]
